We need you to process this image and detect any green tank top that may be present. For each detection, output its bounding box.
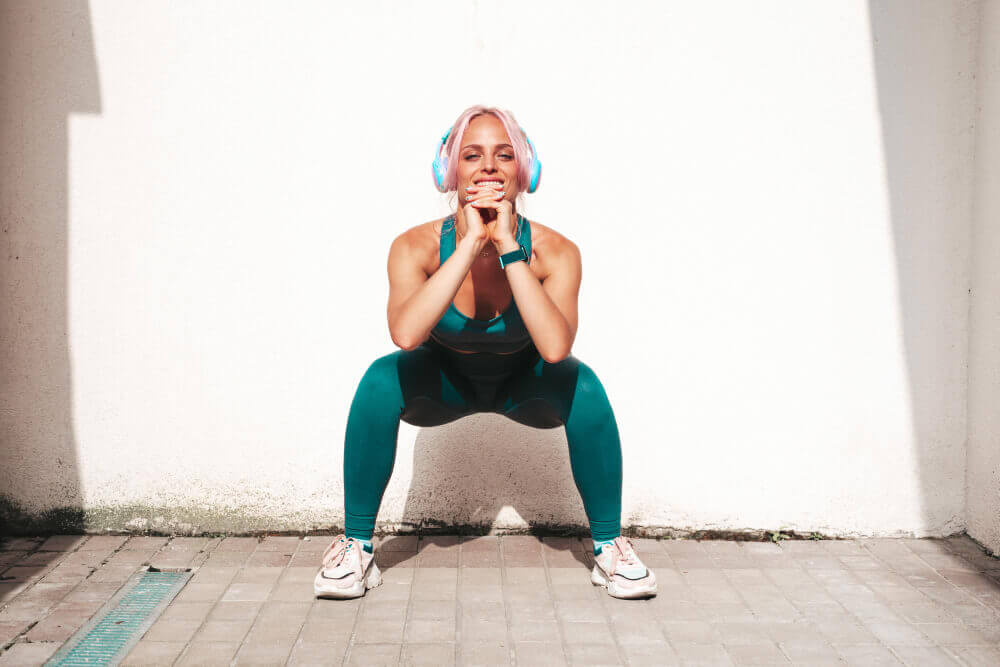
[428,213,535,355]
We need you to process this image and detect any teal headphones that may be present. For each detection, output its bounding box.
[432,126,542,194]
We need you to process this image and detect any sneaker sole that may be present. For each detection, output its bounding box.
[314,560,383,599]
[591,564,657,599]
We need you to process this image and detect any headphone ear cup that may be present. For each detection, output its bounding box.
[431,130,450,193]
[431,158,446,192]
[524,134,541,193]
[529,161,541,193]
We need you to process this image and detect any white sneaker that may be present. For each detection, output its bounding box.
[591,536,657,599]
[313,535,382,599]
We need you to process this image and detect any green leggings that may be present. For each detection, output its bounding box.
[343,340,623,541]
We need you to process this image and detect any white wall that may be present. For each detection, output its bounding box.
[0,1,987,543]
[968,0,1000,556]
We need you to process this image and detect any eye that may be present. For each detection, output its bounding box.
[464,154,479,160]
[499,153,514,159]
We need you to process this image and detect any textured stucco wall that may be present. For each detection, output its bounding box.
[0,1,985,540]
[967,0,1000,556]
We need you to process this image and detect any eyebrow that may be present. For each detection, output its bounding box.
[461,144,513,151]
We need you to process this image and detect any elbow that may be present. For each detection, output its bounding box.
[388,316,423,351]
[539,346,572,364]
[538,333,573,364]
[391,332,424,351]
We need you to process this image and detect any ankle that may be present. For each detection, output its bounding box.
[348,536,375,553]
[593,536,619,556]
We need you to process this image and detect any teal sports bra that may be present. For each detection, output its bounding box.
[428,213,535,355]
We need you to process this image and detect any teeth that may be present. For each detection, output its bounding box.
[476,181,503,186]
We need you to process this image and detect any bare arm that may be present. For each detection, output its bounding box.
[499,236,581,363]
[386,230,480,350]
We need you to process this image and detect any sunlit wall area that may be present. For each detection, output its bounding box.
[0,1,990,548]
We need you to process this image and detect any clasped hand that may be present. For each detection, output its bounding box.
[460,184,518,255]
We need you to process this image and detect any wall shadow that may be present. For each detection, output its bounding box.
[0,1,100,535]
[867,1,977,537]
[396,414,592,539]
[376,413,595,570]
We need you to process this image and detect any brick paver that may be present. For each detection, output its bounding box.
[0,533,997,665]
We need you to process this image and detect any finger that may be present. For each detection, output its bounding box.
[465,191,504,202]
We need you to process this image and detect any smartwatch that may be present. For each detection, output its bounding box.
[498,245,529,270]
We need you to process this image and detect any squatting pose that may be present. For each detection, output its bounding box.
[314,105,657,600]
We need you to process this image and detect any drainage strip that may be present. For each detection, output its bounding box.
[46,568,192,666]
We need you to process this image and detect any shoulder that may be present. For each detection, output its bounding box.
[389,218,447,274]
[527,220,581,279]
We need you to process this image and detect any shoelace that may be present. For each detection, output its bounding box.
[608,536,644,577]
[320,536,363,579]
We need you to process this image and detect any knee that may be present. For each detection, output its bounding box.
[356,352,404,402]
[570,361,614,415]
[532,357,614,423]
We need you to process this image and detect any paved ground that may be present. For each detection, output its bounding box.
[0,534,998,666]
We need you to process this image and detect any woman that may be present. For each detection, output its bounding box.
[314,105,657,600]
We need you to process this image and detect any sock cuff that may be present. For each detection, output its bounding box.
[593,537,618,555]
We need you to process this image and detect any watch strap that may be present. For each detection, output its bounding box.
[499,245,529,269]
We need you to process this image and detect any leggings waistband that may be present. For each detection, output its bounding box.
[423,338,540,384]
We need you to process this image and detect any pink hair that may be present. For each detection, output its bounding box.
[440,105,534,195]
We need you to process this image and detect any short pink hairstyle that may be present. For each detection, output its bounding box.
[440,105,535,195]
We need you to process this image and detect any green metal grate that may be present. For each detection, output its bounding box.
[46,569,192,666]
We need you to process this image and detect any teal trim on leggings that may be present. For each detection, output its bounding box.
[343,340,623,542]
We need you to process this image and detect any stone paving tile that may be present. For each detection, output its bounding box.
[947,645,1000,666]
[22,608,91,642]
[565,642,623,665]
[834,642,906,665]
[120,640,187,665]
[175,640,242,666]
[247,550,293,567]
[890,645,964,666]
[399,642,455,665]
[35,536,87,552]
[298,536,331,551]
[192,616,256,642]
[204,549,253,567]
[622,640,679,665]
[121,536,169,551]
[234,637,297,665]
[344,642,401,665]
[0,585,29,605]
[174,581,229,603]
[223,582,276,602]
[143,617,203,643]
[0,538,43,552]
[0,641,60,665]
[460,640,512,665]
[725,642,789,665]
[671,641,735,665]
[158,600,214,624]
[287,640,350,665]
[2,534,999,665]
[218,536,260,552]
[257,536,301,552]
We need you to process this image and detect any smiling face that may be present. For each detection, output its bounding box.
[456,114,520,199]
